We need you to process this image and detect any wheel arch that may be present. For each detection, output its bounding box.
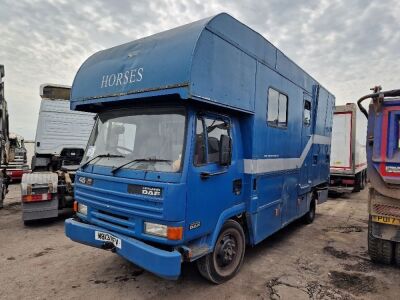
[208,203,247,249]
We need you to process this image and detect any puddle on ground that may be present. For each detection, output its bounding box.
[323,225,365,233]
[329,271,377,295]
[324,246,351,260]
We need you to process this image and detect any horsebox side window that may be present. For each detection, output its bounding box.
[304,100,311,126]
[267,88,288,128]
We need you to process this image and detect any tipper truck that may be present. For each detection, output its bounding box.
[20,84,94,224]
[329,103,367,193]
[65,13,335,283]
[357,86,400,266]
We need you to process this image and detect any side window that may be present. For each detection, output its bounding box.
[267,88,288,128]
[304,100,311,126]
[194,117,206,165]
[204,118,229,163]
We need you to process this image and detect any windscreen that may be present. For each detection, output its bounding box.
[83,107,186,173]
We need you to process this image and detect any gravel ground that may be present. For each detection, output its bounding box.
[1,184,399,300]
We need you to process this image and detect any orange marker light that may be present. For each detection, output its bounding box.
[73,201,78,213]
[167,226,183,240]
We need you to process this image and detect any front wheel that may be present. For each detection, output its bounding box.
[197,220,245,284]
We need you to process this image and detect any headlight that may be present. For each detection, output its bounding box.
[77,203,88,215]
[144,222,167,237]
[144,222,183,240]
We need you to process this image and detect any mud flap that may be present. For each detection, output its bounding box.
[316,189,328,204]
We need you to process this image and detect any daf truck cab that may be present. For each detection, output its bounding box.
[65,13,334,283]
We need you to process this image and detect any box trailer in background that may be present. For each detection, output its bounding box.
[329,103,367,193]
[20,84,94,224]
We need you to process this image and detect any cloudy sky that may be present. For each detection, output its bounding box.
[0,0,399,139]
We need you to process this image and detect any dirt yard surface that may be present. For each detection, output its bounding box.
[1,184,399,300]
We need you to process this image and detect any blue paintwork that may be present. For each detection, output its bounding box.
[65,218,181,279]
[66,13,335,279]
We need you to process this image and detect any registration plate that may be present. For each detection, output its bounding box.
[372,215,400,226]
[95,231,122,249]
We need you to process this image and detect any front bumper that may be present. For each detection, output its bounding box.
[65,218,182,279]
[328,187,354,194]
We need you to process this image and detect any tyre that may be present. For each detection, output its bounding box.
[353,173,361,193]
[0,184,4,209]
[23,220,35,226]
[302,198,316,224]
[368,218,393,264]
[360,172,365,190]
[197,220,245,284]
[395,243,400,267]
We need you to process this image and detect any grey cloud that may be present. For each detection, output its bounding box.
[0,0,399,139]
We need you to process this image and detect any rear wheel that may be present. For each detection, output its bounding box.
[353,173,361,192]
[395,243,400,267]
[368,218,393,264]
[197,220,245,284]
[360,172,366,190]
[302,198,316,224]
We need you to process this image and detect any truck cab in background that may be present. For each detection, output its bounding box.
[358,86,400,266]
[329,103,367,193]
[20,84,94,224]
[65,13,334,283]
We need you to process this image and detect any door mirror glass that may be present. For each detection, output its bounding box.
[219,134,232,166]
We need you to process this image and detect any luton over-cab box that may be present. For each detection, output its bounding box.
[65,13,335,283]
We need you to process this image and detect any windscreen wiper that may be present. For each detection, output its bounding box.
[81,153,125,169]
[111,158,172,175]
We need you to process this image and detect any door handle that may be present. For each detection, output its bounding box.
[200,170,227,179]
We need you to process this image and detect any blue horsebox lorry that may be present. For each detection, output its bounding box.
[65,13,335,283]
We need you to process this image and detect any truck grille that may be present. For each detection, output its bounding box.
[75,184,163,237]
[373,204,400,218]
[91,209,135,236]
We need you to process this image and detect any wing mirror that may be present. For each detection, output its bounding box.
[219,134,232,166]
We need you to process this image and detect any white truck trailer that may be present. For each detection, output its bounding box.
[20,84,94,224]
[329,103,367,193]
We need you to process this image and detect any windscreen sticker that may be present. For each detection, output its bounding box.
[87,146,95,157]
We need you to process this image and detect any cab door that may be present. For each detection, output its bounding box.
[185,113,243,242]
